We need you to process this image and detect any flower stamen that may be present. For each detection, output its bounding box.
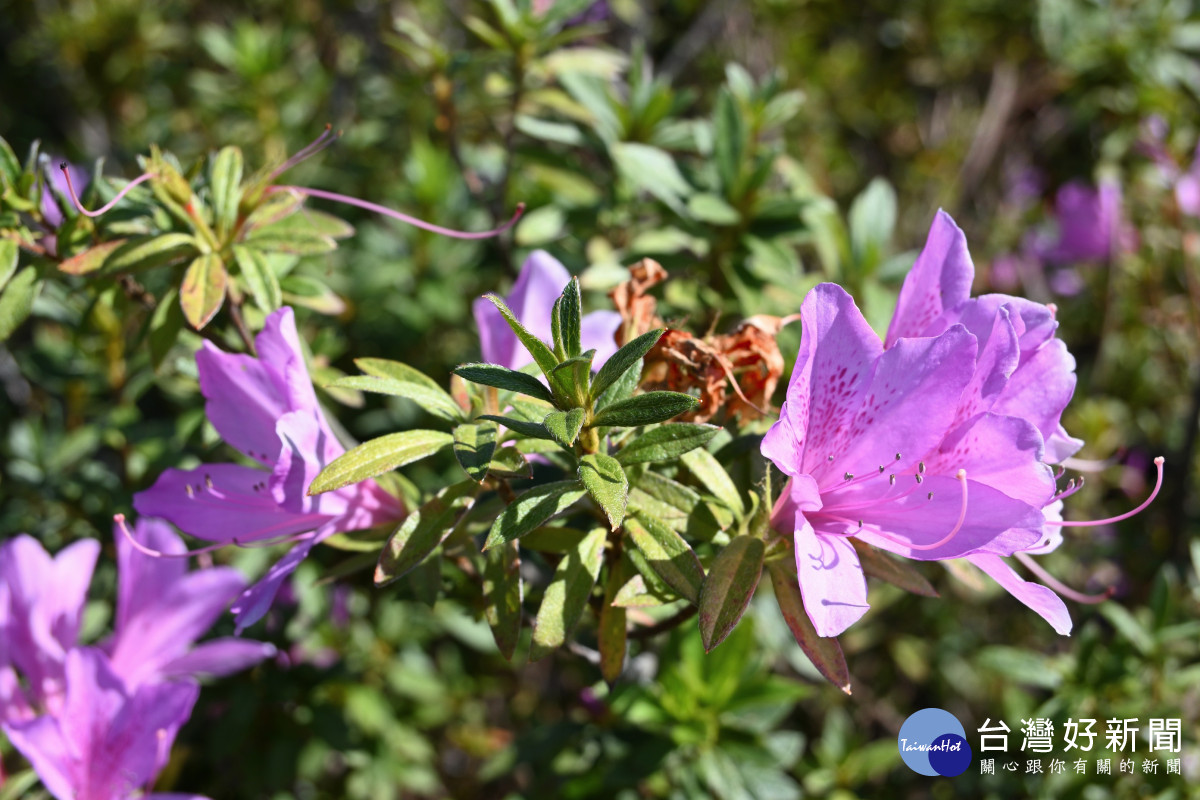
[60,164,155,219]
[1046,457,1164,527]
[1015,551,1113,604]
[114,513,315,558]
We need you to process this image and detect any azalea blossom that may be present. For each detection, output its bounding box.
[134,307,405,630]
[3,647,210,800]
[0,521,272,721]
[473,250,622,370]
[763,211,1161,637]
[1035,179,1132,265]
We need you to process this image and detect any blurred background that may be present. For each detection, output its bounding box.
[1,0,1198,797]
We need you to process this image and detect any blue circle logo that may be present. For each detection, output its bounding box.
[897,708,972,777]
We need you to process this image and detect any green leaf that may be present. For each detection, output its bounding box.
[453,422,498,483]
[551,295,566,359]
[698,535,764,652]
[0,240,17,290]
[147,285,185,370]
[548,351,593,407]
[100,233,199,275]
[629,471,723,540]
[179,252,228,330]
[595,356,642,411]
[375,482,478,586]
[487,445,533,479]
[253,207,355,239]
[531,527,606,660]
[0,769,40,800]
[210,146,244,236]
[681,447,745,519]
[848,177,896,272]
[407,550,442,606]
[355,358,444,392]
[453,362,555,404]
[519,526,587,554]
[590,329,662,401]
[687,193,741,225]
[478,414,555,442]
[244,228,337,254]
[0,266,41,340]
[852,540,938,598]
[0,136,20,185]
[279,274,346,315]
[579,453,628,530]
[56,239,126,276]
[484,480,586,550]
[309,430,454,495]
[558,277,582,357]
[624,513,704,603]
[610,142,693,213]
[767,560,851,694]
[714,89,746,194]
[328,375,463,422]
[616,423,720,465]
[612,572,672,608]
[599,559,630,683]
[544,408,585,448]
[233,245,282,313]
[482,293,560,385]
[591,391,698,428]
[483,540,523,660]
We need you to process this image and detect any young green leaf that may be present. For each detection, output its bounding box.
[484,480,586,550]
[595,356,642,411]
[544,408,585,448]
[329,375,464,422]
[487,446,533,479]
[548,352,593,408]
[355,358,444,392]
[599,558,630,683]
[624,513,705,603]
[530,527,606,661]
[482,293,561,381]
[579,453,628,530]
[591,391,699,428]
[210,145,244,237]
[453,362,556,404]
[558,277,583,357]
[478,414,555,442]
[375,481,479,586]
[767,560,852,694]
[698,535,765,652]
[590,329,663,401]
[681,447,745,519]
[452,422,498,483]
[179,252,228,330]
[551,295,566,360]
[615,423,720,465]
[483,540,523,660]
[233,245,283,313]
[0,266,42,341]
[308,430,453,495]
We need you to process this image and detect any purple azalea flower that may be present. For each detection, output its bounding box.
[0,523,272,722]
[3,647,210,800]
[762,211,1147,637]
[0,536,99,717]
[1037,180,1125,264]
[41,161,89,228]
[472,250,622,370]
[134,307,405,630]
[107,517,276,687]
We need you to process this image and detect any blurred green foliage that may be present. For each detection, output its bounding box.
[1,0,1199,797]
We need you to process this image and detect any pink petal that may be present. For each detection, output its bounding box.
[794,518,870,637]
[781,283,883,479]
[231,530,327,632]
[196,342,288,466]
[115,518,187,633]
[923,413,1057,507]
[834,324,977,482]
[159,638,276,680]
[991,338,1079,457]
[969,554,1072,635]
[254,307,321,414]
[270,410,347,516]
[134,463,329,544]
[950,306,1019,428]
[475,250,571,369]
[885,210,975,345]
[3,714,74,800]
[109,567,247,688]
